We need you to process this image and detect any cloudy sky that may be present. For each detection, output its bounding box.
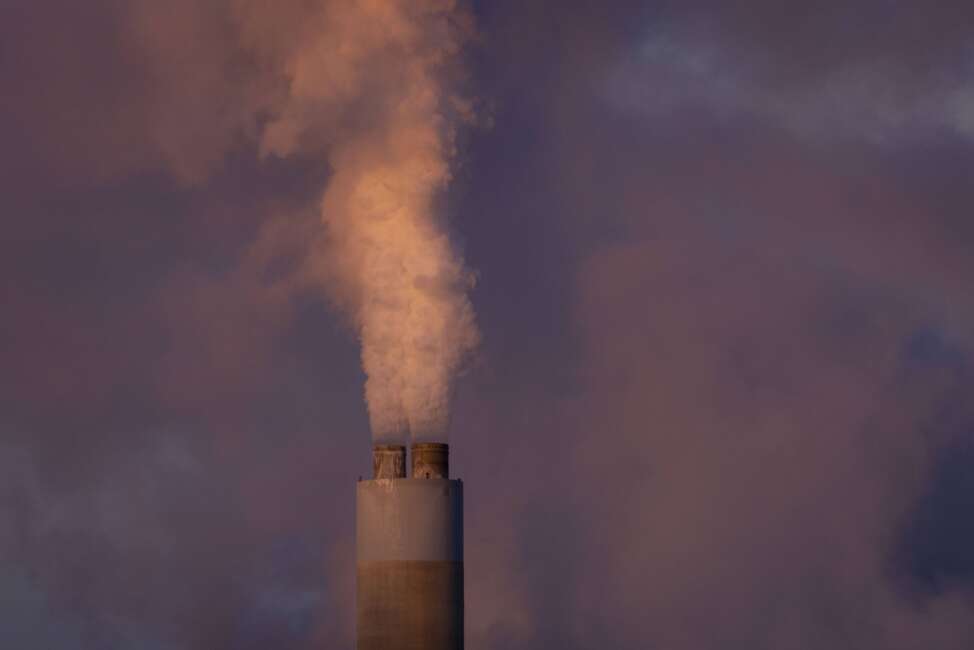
[3,1,974,648]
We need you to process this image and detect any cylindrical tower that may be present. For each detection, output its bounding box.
[372,444,407,479]
[356,443,463,650]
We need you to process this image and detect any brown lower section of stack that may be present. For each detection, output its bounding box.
[357,561,464,650]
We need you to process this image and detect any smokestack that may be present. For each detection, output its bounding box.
[372,444,407,479]
[357,443,463,650]
[411,442,448,479]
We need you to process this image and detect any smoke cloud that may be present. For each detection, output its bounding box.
[259,0,481,440]
[129,0,482,440]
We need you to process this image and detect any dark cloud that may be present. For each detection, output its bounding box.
[608,2,974,143]
[3,1,974,649]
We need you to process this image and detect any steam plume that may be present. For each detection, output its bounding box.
[258,0,480,440]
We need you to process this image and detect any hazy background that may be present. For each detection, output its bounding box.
[3,1,974,648]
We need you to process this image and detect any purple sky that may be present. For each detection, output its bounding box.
[3,2,974,648]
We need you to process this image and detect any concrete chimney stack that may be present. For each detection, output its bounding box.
[411,442,449,479]
[356,443,463,650]
[372,444,407,479]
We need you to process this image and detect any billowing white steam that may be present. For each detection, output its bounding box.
[258,0,480,440]
[322,138,479,439]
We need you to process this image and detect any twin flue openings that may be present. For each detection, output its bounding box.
[372,442,449,480]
